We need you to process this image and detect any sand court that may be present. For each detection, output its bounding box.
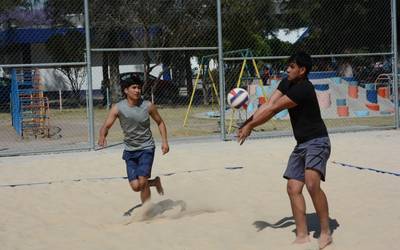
[0,130,399,250]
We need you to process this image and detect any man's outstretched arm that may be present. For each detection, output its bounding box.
[237,94,297,144]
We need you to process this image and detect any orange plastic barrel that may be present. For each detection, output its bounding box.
[348,85,358,99]
[365,103,380,111]
[377,87,389,99]
[337,106,349,117]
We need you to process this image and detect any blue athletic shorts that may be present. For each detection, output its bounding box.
[283,136,331,182]
[122,148,155,181]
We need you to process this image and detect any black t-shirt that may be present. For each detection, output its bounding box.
[277,78,328,143]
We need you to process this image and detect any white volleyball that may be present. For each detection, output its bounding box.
[227,88,249,109]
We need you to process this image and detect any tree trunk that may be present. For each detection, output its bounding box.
[101,52,110,107]
[173,52,186,96]
[142,26,151,100]
[109,52,121,103]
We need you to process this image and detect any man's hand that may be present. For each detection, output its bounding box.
[237,124,252,145]
[161,142,169,155]
[98,136,107,148]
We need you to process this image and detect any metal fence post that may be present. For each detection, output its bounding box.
[391,0,399,129]
[217,0,226,140]
[84,0,95,148]
[106,87,110,110]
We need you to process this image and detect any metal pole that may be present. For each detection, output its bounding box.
[391,0,399,128]
[217,0,226,140]
[106,87,110,110]
[59,90,62,111]
[91,47,218,52]
[84,0,95,148]
[223,52,393,61]
[0,62,87,68]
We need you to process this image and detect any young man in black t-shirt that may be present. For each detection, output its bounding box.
[237,52,332,249]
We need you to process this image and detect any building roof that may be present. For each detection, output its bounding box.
[0,28,84,47]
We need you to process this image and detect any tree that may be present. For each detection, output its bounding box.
[100,0,189,100]
[280,0,392,54]
[156,0,218,104]
[45,0,83,27]
[90,0,128,103]
[46,30,86,106]
[90,0,218,103]
[221,0,278,55]
[0,0,27,13]
[0,2,52,65]
[0,0,52,28]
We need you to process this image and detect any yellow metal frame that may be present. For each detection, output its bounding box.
[227,58,267,134]
[183,50,267,131]
[183,64,220,127]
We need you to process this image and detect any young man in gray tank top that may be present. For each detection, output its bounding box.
[237,52,332,249]
[98,75,169,204]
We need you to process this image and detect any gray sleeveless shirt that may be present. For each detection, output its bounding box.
[116,99,155,151]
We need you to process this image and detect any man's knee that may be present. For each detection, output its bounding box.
[138,178,149,190]
[287,181,303,196]
[305,179,320,196]
[130,181,141,192]
[305,170,322,195]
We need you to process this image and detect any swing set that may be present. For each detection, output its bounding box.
[183,49,268,134]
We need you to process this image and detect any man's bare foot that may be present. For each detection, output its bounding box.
[318,233,332,249]
[292,235,310,244]
[154,176,164,195]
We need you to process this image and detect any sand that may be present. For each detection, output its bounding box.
[0,130,399,250]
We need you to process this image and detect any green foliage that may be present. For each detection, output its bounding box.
[46,30,86,102]
[281,0,392,53]
[46,30,85,62]
[0,0,28,12]
[222,0,277,53]
[45,0,83,27]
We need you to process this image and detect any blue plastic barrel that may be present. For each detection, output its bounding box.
[366,90,378,103]
[348,80,358,86]
[342,76,355,82]
[336,98,347,106]
[308,71,337,79]
[314,83,330,91]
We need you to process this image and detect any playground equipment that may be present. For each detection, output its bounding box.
[11,68,50,138]
[226,49,267,133]
[315,83,332,109]
[183,56,220,127]
[183,49,267,131]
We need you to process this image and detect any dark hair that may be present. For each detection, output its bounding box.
[120,75,143,97]
[288,51,312,75]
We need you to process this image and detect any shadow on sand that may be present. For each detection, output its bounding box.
[124,199,187,218]
[253,213,339,238]
[142,199,187,219]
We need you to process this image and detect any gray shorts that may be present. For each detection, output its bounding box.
[284,136,331,182]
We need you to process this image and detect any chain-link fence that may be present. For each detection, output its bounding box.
[89,0,219,147]
[0,0,398,156]
[219,0,399,140]
[0,0,90,154]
